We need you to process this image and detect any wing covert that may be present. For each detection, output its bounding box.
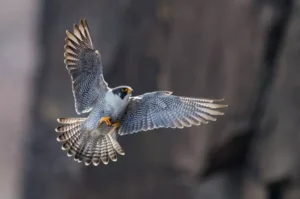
[118,91,227,135]
[64,18,109,114]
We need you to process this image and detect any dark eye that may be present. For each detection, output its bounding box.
[122,88,128,92]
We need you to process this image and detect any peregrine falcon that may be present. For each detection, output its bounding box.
[55,18,228,166]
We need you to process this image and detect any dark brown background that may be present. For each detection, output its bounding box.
[1,0,299,199]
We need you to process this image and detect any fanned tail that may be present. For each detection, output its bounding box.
[55,117,125,166]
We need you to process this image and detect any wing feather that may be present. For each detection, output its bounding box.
[118,91,227,135]
[64,19,109,114]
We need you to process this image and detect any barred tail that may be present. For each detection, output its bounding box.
[55,117,125,166]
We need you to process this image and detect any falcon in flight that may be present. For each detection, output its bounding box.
[55,18,228,166]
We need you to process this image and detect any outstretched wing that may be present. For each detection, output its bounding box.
[118,91,227,135]
[64,18,109,114]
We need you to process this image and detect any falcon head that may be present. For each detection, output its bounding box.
[112,86,133,100]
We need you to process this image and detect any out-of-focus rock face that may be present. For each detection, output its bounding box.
[253,0,300,186]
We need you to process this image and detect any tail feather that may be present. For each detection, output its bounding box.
[57,125,81,142]
[55,123,80,133]
[79,135,99,165]
[92,140,102,166]
[57,117,86,124]
[108,134,125,155]
[56,117,124,166]
[74,133,89,162]
[62,127,84,151]
[84,137,99,166]
[62,127,86,157]
[106,136,117,162]
[100,138,109,164]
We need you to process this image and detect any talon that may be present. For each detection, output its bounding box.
[99,117,112,126]
[108,122,120,135]
[112,122,120,128]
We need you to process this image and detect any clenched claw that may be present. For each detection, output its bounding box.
[108,122,121,135]
[99,117,112,126]
[112,122,120,128]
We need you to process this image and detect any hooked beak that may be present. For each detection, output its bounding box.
[127,88,133,95]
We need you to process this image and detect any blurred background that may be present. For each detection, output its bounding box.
[0,0,299,198]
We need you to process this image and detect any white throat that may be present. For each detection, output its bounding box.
[105,90,129,109]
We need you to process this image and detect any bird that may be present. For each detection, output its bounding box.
[55,18,228,166]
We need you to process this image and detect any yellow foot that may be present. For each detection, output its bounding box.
[99,116,112,126]
[112,122,120,128]
[108,122,121,135]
